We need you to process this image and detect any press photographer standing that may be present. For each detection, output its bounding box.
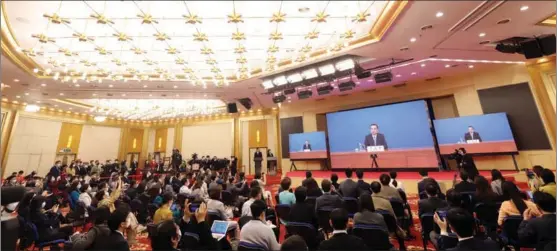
[171,148,182,171]
[454,148,478,180]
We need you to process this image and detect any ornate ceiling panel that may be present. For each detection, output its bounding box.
[75,98,226,120]
[3,1,391,86]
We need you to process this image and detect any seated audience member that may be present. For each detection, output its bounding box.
[355,170,370,195]
[490,169,505,195]
[68,180,81,210]
[71,206,111,250]
[377,174,402,200]
[370,181,396,217]
[305,178,323,198]
[315,179,342,212]
[125,181,139,200]
[178,201,217,250]
[339,169,358,198]
[528,165,545,191]
[154,192,174,224]
[454,171,476,194]
[179,178,191,194]
[281,235,308,251]
[498,181,540,226]
[78,183,93,207]
[518,191,556,250]
[318,208,368,250]
[93,205,131,251]
[418,183,449,216]
[254,173,266,187]
[98,178,122,212]
[417,170,443,198]
[330,174,340,192]
[240,200,281,251]
[151,220,182,251]
[474,176,503,204]
[302,171,313,187]
[242,186,262,217]
[278,177,295,205]
[29,196,73,243]
[539,169,556,198]
[191,177,207,199]
[389,171,405,191]
[442,189,463,211]
[353,194,388,230]
[206,186,238,231]
[433,208,499,251]
[288,186,318,228]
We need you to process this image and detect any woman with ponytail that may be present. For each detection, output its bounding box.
[498,181,539,225]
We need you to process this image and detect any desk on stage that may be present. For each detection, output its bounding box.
[439,140,517,154]
[289,150,329,171]
[330,147,438,169]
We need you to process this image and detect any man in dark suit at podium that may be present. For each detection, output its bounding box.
[464,126,482,142]
[363,124,388,150]
[302,140,312,151]
[254,148,263,176]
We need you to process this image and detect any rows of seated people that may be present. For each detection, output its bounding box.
[5,162,556,251]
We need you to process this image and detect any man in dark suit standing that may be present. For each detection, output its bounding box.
[49,161,62,178]
[94,206,131,251]
[339,169,358,198]
[315,179,343,212]
[302,140,312,151]
[418,184,449,216]
[434,208,498,251]
[318,208,368,250]
[253,148,263,176]
[171,148,182,171]
[463,126,482,142]
[363,124,388,150]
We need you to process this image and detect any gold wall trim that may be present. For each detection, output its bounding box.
[0,1,407,82]
[154,128,168,152]
[537,13,556,27]
[1,110,18,178]
[56,122,83,154]
[174,125,183,152]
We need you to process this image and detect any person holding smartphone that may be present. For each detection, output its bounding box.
[29,195,73,244]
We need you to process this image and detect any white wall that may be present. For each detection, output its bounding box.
[241,121,250,173]
[78,125,121,162]
[147,129,155,156]
[5,116,61,176]
[181,122,233,158]
[166,128,175,153]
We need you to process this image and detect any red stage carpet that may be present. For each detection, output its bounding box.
[285,170,519,180]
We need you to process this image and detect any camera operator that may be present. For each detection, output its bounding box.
[450,148,478,180]
[171,148,182,171]
[230,156,238,177]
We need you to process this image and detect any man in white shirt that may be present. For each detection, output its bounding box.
[240,200,280,251]
[241,186,262,217]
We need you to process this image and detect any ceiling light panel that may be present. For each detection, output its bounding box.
[4,1,388,83]
[273,75,288,86]
[262,80,275,89]
[334,59,354,71]
[301,69,319,79]
[318,64,336,75]
[286,73,303,83]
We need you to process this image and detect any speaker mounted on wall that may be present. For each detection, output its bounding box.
[227,103,238,113]
[238,98,253,110]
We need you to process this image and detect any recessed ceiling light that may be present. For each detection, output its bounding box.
[479,33,486,37]
[109,84,113,88]
[41,83,46,87]
[173,85,178,89]
[143,85,148,88]
[175,94,179,97]
[520,6,529,11]
[36,101,41,103]
[59,93,64,96]
[204,94,207,97]
[421,63,426,67]
[16,95,20,98]
[54,104,58,107]
[468,65,474,68]
[121,94,126,97]
[92,93,97,96]
[33,68,39,73]
[75,84,80,87]
[410,37,417,43]
[445,64,450,68]
[298,7,310,13]
[436,11,444,18]
[14,79,19,82]
[24,93,29,96]
[395,74,401,78]
[411,72,417,75]
[69,107,72,110]
[149,94,153,97]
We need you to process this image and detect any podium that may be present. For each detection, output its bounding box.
[254,157,263,176]
[267,157,277,176]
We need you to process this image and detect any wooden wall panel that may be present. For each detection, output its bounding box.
[154,128,168,152]
[248,119,268,148]
[56,122,83,154]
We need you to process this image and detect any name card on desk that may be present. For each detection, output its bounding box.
[466,139,480,144]
[367,146,385,152]
[303,149,311,152]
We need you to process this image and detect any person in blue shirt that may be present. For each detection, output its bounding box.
[278,177,296,205]
[68,180,81,210]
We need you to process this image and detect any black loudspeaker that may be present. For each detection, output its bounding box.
[520,38,544,59]
[538,34,556,56]
[227,103,238,113]
[238,98,253,110]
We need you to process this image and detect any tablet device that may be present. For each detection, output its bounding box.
[211,220,229,241]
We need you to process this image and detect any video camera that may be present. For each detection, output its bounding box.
[211,158,230,170]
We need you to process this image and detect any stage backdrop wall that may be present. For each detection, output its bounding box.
[181,122,233,158]
[78,125,121,162]
[5,116,61,176]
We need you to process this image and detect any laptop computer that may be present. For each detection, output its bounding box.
[211,220,230,241]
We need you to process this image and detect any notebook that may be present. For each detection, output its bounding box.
[211,220,230,241]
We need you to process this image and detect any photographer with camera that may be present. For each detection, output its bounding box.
[449,148,478,181]
[171,148,182,172]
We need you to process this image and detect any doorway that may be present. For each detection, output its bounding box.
[248,147,267,175]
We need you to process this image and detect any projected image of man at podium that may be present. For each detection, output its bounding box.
[364,124,388,150]
[301,140,312,151]
[464,126,482,143]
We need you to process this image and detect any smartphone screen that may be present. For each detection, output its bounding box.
[189,203,199,212]
[437,211,448,220]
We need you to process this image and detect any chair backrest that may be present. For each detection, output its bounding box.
[474,203,499,227]
[342,197,358,216]
[460,192,476,212]
[27,222,39,241]
[419,213,436,238]
[317,208,334,233]
[376,210,399,233]
[179,231,200,249]
[147,223,158,237]
[238,241,266,251]
[389,199,405,218]
[221,191,234,206]
[353,224,392,250]
[305,196,317,208]
[238,216,253,229]
[207,211,223,226]
[274,204,291,223]
[502,216,523,241]
[285,222,318,249]
[398,189,408,203]
[419,191,428,200]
